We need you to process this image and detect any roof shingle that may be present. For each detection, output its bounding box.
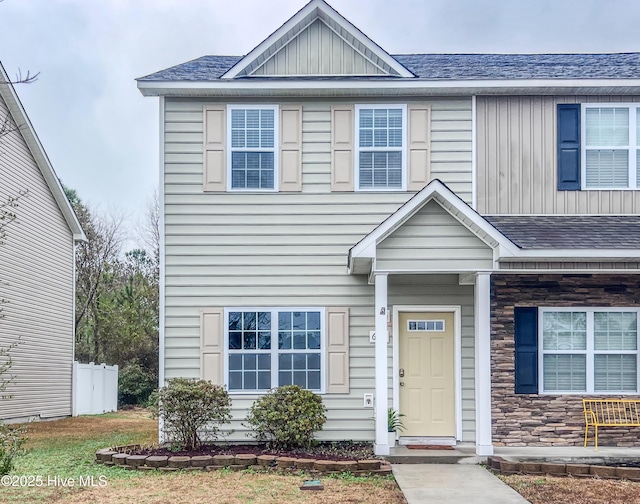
[485,215,640,249]
[138,52,640,82]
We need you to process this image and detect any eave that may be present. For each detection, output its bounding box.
[137,78,640,98]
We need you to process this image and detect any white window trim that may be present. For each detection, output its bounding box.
[354,103,407,192]
[538,307,640,395]
[580,103,639,191]
[223,307,326,395]
[226,104,279,192]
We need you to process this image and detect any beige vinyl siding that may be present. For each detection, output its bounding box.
[163,97,474,441]
[0,97,74,421]
[477,95,640,215]
[377,201,493,271]
[251,19,387,76]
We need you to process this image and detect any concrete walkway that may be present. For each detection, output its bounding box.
[392,464,529,504]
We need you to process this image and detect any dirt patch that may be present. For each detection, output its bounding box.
[25,409,157,449]
[58,471,406,504]
[134,442,376,462]
[500,474,640,504]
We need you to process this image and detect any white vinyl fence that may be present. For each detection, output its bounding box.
[72,362,118,416]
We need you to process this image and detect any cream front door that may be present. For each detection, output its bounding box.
[398,311,455,437]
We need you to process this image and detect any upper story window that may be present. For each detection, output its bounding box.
[539,308,640,394]
[228,105,278,191]
[355,105,406,191]
[582,104,639,190]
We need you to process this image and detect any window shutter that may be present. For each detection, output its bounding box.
[557,104,581,190]
[514,307,538,394]
[326,307,350,393]
[201,308,224,385]
[280,105,303,191]
[407,104,431,191]
[203,106,226,191]
[331,105,354,192]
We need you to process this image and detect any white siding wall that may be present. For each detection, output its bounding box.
[0,97,74,421]
[377,201,494,271]
[163,97,474,441]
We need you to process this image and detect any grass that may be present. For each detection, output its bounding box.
[500,474,640,504]
[2,409,406,504]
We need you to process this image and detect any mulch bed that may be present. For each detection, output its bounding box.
[132,442,377,462]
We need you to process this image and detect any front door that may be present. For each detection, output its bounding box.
[399,311,455,437]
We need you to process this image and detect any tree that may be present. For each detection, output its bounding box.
[66,187,159,404]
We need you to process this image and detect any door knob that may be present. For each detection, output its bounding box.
[400,382,405,386]
[399,368,405,377]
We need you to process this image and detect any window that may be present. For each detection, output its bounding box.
[225,308,324,393]
[539,308,640,394]
[355,105,406,190]
[582,104,639,189]
[407,320,445,332]
[228,105,278,190]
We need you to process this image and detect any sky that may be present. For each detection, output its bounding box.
[1,0,639,233]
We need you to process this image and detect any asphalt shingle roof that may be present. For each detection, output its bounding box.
[485,215,640,250]
[138,52,640,82]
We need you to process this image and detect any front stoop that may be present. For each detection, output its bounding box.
[384,444,481,464]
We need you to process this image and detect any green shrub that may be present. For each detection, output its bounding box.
[0,423,26,475]
[118,363,157,406]
[244,385,327,449]
[152,378,231,450]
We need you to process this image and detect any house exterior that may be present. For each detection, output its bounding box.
[137,0,640,456]
[0,62,85,422]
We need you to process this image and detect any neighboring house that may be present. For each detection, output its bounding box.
[137,0,640,455]
[0,62,85,422]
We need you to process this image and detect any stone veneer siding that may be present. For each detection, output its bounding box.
[491,273,640,447]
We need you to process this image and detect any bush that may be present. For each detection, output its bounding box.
[244,385,327,450]
[0,423,26,476]
[152,378,231,450]
[118,363,157,406]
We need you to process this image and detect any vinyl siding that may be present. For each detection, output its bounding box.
[252,19,387,76]
[477,95,640,215]
[163,97,474,441]
[377,200,494,272]
[0,96,74,421]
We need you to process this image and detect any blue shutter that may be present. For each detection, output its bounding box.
[557,104,581,190]
[514,307,538,394]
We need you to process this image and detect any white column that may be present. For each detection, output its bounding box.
[474,272,493,455]
[374,273,389,456]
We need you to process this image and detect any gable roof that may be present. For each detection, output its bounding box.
[219,0,413,79]
[139,52,640,82]
[0,62,85,241]
[486,215,640,250]
[348,180,518,274]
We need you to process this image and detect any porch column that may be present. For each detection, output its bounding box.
[374,273,389,456]
[475,272,494,455]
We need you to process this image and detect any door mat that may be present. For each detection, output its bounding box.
[406,445,454,450]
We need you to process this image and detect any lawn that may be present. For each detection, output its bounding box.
[500,474,640,504]
[2,409,405,504]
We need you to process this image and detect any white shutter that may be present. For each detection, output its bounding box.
[326,307,350,393]
[407,104,431,191]
[203,106,226,191]
[331,105,354,192]
[280,105,303,191]
[201,308,224,385]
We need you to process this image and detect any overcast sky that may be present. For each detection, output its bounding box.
[1,0,639,232]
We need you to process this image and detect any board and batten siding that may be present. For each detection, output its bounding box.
[251,19,387,76]
[377,201,494,272]
[0,97,74,422]
[163,97,473,441]
[477,95,640,215]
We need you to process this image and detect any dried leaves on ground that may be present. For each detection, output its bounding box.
[501,474,640,504]
[4,409,405,504]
